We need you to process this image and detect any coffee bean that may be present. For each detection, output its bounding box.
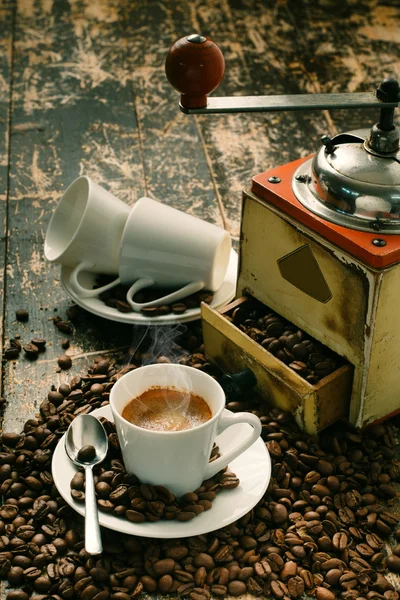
[324,568,342,586]
[61,338,70,349]
[316,587,336,600]
[77,445,96,462]
[227,581,246,596]
[15,309,29,322]
[272,503,288,524]
[287,576,304,598]
[55,320,73,334]
[158,574,173,593]
[211,584,227,597]
[379,483,396,497]
[4,347,20,360]
[58,354,72,370]
[114,300,132,313]
[312,484,331,498]
[153,558,175,576]
[7,566,24,585]
[280,560,297,580]
[23,343,39,359]
[194,553,214,571]
[33,574,52,592]
[306,520,323,535]
[172,303,187,314]
[387,555,400,572]
[270,580,289,598]
[332,531,348,550]
[140,306,160,316]
[6,592,30,600]
[31,338,46,352]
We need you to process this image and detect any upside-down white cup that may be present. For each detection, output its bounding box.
[69,197,232,309]
[110,364,262,497]
[44,176,131,296]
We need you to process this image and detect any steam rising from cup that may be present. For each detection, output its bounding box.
[125,324,194,416]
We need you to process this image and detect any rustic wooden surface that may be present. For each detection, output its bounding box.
[0,0,399,594]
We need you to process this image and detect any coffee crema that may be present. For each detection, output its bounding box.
[122,387,212,432]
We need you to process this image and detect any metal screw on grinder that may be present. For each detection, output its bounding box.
[372,238,387,247]
[268,176,281,183]
[295,174,311,183]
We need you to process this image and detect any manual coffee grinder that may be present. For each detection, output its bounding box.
[165,35,400,433]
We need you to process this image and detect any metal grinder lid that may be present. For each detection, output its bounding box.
[292,129,400,234]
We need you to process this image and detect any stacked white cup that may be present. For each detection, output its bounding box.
[44,176,231,312]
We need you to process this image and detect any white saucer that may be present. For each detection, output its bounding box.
[52,405,271,539]
[60,249,238,325]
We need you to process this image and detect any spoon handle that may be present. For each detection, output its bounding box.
[84,465,102,555]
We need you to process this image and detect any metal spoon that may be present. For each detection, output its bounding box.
[65,414,108,555]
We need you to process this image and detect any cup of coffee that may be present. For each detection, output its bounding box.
[44,176,131,296]
[70,197,232,308]
[110,363,261,497]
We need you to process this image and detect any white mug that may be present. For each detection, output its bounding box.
[44,176,131,296]
[71,197,232,309]
[110,363,262,497]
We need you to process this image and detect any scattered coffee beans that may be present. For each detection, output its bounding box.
[226,298,344,383]
[0,329,398,600]
[4,337,46,362]
[95,276,214,316]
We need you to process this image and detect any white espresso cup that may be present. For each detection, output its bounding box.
[110,364,262,497]
[70,197,232,310]
[44,176,131,296]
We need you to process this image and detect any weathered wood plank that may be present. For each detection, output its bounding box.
[2,0,146,433]
[0,0,15,396]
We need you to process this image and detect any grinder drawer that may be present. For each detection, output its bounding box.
[201,297,353,435]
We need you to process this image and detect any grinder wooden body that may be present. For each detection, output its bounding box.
[239,156,400,429]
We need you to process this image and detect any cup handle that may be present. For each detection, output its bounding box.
[69,262,120,298]
[126,278,205,312]
[203,411,262,480]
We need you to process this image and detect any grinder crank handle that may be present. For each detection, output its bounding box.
[165,35,400,114]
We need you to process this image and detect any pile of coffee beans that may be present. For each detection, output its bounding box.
[95,275,214,316]
[225,298,344,383]
[0,341,399,600]
[70,419,239,523]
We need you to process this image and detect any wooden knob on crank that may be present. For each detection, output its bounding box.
[165,34,225,109]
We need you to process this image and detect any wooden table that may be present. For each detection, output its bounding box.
[0,1,399,598]
[0,0,399,502]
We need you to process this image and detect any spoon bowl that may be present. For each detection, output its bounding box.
[65,414,108,466]
[64,414,108,555]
